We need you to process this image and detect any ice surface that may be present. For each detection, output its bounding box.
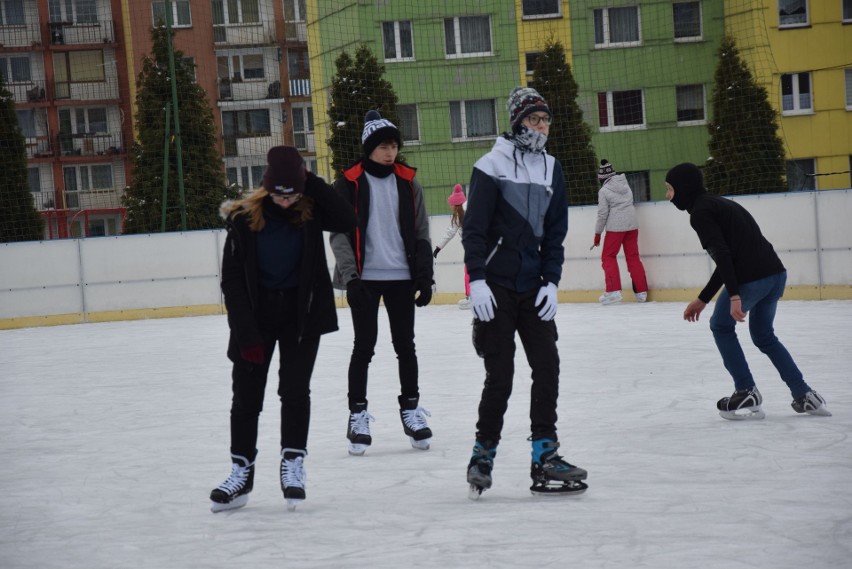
[1,301,850,568]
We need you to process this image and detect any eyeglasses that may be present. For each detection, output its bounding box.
[526,114,552,126]
[272,193,301,203]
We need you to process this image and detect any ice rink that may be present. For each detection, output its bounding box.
[1,300,850,568]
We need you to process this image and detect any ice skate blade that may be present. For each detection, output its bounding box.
[530,481,588,497]
[210,494,249,513]
[468,484,484,501]
[348,443,369,456]
[409,437,430,450]
[286,498,303,512]
[719,408,765,421]
[803,407,832,417]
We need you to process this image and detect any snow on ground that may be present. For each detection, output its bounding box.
[1,301,851,569]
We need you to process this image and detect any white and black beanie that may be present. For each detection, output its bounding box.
[506,86,551,132]
[598,159,616,182]
[361,110,402,157]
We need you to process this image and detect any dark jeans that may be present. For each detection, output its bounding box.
[472,283,560,444]
[230,288,319,460]
[347,279,418,409]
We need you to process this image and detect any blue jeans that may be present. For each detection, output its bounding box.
[709,271,810,399]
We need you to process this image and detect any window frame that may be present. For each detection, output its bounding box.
[1,0,26,26]
[844,0,852,22]
[222,109,271,138]
[382,20,415,62]
[673,1,702,42]
[444,16,493,59]
[623,171,650,202]
[449,99,498,142]
[593,6,641,48]
[778,0,809,28]
[845,69,852,110]
[597,89,646,132]
[675,84,706,125]
[398,103,420,144]
[291,103,314,151]
[525,52,541,76]
[781,71,813,115]
[152,0,192,28]
[0,55,31,83]
[521,0,562,20]
[786,158,816,191]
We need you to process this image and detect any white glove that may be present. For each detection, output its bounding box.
[469,280,497,322]
[535,282,558,321]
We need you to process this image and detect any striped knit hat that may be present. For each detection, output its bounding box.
[361,110,401,158]
[506,86,551,131]
[598,159,616,182]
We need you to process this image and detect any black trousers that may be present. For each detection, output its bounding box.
[347,279,419,409]
[472,283,560,444]
[230,288,319,460]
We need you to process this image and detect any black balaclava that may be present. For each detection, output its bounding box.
[665,162,707,212]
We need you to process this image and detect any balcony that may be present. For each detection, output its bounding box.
[58,132,124,158]
[0,21,42,48]
[212,22,276,47]
[288,78,310,97]
[63,187,124,210]
[25,135,54,159]
[54,77,119,101]
[222,134,272,158]
[283,21,307,44]
[48,20,115,46]
[5,79,48,104]
[218,78,281,102]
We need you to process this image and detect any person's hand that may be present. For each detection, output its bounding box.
[729,295,747,322]
[433,246,441,258]
[593,234,601,247]
[469,280,497,322]
[534,282,558,321]
[240,344,265,364]
[413,279,432,307]
[346,278,369,311]
[683,299,707,322]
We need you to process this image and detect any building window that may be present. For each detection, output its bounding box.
[398,104,420,143]
[226,165,265,190]
[597,90,645,131]
[16,110,36,137]
[673,1,701,41]
[1,0,25,25]
[211,0,259,26]
[287,49,309,79]
[594,6,640,47]
[844,0,852,22]
[218,53,265,82]
[845,69,852,110]
[450,99,497,140]
[676,84,705,124]
[786,158,815,191]
[28,167,41,194]
[522,0,561,19]
[624,171,650,202]
[48,0,97,23]
[0,56,31,83]
[444,16,492,58]
[779,0,808,28]
[382,21,414,62]
[291,104,313,150]
[283,0,305,22]
[152,1,191,27]
[781,72,812,114]
[525,52,541,75]
[222,109,271,137]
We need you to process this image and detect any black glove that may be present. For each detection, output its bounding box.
[433,246,441,258]
[413,279,432,307]
[346,279,369,311]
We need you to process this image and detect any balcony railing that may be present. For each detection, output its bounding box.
[212,22,276,46]
[25,135,54,159]
[63,187,124,210]
[57,132,124,157]
[0,22,42,47]
[223,134,273,158]
[5,79,48,104]
[283,21,307,43]
[218,78,281,102]
[54,77,119,101]
[289,78,310,97]
[48,20,115,46]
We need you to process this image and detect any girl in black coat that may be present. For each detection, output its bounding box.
[210,147,356,513]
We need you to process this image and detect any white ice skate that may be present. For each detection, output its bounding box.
[599,291,622,305]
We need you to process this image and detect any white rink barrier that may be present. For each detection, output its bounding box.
[1,189,850,328]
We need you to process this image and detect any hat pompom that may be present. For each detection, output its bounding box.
[447,184,466,206]
[364,109,382,124]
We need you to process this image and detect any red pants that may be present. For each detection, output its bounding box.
[601,229,648,293]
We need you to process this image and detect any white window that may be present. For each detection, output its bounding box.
[398,104,420,143]
[291,104,314,150]
[624,171,650,201]
[786,158,815,191]
[844,0,852,22]
[1,0,25,25]
[218,53,265,82]
[0,56,31,82]
[444,16,492,58]
[450,99,497,141]
[673,1,701,41]
[522,0,561,19]
[152,1,191,27]
[27,167,41,194]
[17,110,36,137]
[598,90,645,131]
[47,0,97,24]
[222,109,271,138]
[382,21,414,62]
[781,72,812,114]
[283,0,305,22]
[779,0,808,28]
[594,6,640,48]
[305,157,317,173]
[845,69,852,110]
[676,84,705,124]
[525,52,541,75]
[211,0,259,26]
[227,165,265,190]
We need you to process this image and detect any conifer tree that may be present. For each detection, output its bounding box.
[328,44,400,175]
[531,39,598,205]
[123,25,238,233]
[705,36,786,195]
[0,75,43,242]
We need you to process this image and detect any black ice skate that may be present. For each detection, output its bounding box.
[210,454,255,513]
[467,440,497,501]
[529,439,588,497]
[399,396,432,450]
[791,390,831,417]
[347,402,375,456]
[280,448,306,511]
[717,387,765,420]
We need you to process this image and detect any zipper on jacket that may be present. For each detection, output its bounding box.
[485,237,503,266]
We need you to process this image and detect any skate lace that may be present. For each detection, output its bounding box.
[282,456,305,489]
[349,410,375,435]
[218,463,250,494]
[401,406,431,431]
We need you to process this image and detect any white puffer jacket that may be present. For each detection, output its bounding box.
[595,174,638,234]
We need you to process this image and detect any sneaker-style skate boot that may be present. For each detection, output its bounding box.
[347,402,375,456]
[791,390,831,417]
[717,387,765,420]
[635,291,648,303]
[599,290,622,305]
[530,439,588,496]
[280,448,306,511]
[210,453,255,512]
[458,297,471,310]
[467,439,497,500]
[399,396,432,450]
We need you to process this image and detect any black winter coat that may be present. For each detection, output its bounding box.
[221,172,357,361]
